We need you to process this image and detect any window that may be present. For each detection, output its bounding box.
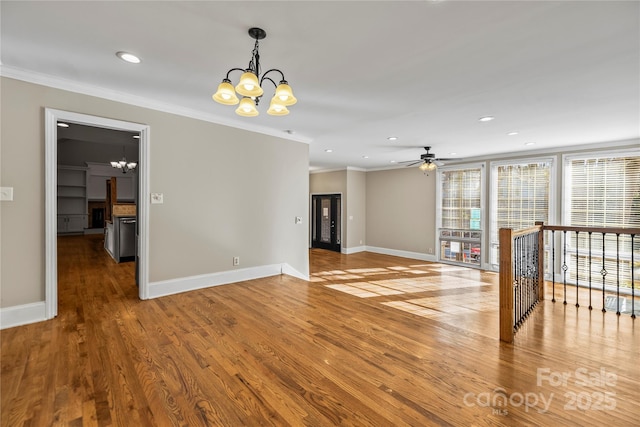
[565,154,640,228]
[564,152,640,288]
[489,160,553,268]
[438,166,483,266]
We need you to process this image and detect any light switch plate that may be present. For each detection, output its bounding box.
[151,193,164,204]
[0,187,14,201]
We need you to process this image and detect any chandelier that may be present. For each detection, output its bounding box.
[110,147,137,174]
[212,27,297,117]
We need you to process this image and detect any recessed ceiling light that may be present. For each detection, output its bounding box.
[57,122,69,128]
[390,160,397,163]
[362,155,369,159]
[449,152,457,156]
[116,51,141,64]
[325,149,333,153]
[479,116,494,122]
[508,131,519,136]
[387,136,398,141]
[525,142,536,146]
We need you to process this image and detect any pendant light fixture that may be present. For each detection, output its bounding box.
[212,27,297,117]
[110,146,137,174]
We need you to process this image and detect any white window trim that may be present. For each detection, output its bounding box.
[487,156,557,270]
[435,162,486,268]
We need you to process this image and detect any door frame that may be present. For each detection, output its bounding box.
[45,108,151,319]
[310,193,342,253]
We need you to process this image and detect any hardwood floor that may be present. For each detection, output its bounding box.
[1,236,638,426]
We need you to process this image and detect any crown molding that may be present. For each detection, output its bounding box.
[0,65,311,144]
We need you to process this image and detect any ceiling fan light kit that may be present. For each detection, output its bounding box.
[399,147,459,172]
[212,27,297,117]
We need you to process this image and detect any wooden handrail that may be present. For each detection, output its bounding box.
[500,222,638,343]
[512,224,543,238]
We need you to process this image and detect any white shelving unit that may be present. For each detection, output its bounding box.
[57,166,88,234]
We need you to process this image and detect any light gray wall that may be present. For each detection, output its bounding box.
[366,167,436,255]
[346,169,366,248]
[0,77,309,308]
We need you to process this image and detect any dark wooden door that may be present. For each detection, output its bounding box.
[312,194,341,252]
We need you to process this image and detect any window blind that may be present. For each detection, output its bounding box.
[566,155,640,228]
[440,168,482,229]
[489,161,552,266]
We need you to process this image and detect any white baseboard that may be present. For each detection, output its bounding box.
[281,263,309,281]
[365,246,437,262]
[148,263,309,299]
[343,246,366,254]
[0,301,47,329]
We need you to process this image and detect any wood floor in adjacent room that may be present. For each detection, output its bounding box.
[1,235,638,426]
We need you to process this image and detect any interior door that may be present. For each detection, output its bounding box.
[312,194,341,252]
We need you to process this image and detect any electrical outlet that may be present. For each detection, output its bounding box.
[0,187,14,201]
[428,248,433,254]
[233,256,240,266]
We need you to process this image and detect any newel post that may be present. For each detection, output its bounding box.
[499,228,514,343]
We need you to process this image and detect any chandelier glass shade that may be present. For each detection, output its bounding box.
[419,161,437,172]
[212,27,296,117]
[111,147,137,174]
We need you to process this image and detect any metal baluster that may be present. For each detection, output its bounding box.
[514,237,522,328]
[552,230,556,303]
[575,231,580,308]
[589,231,593,310]
[524,234,527,319]
[513,235,517,329]
[532,232,536,308]
[632,234,636,319]
[616,233,620,316]
[601,233,607,313]
[536,230,540,306]
[525,233,533,316]
[562,230,568,305]
[529,232,534,311]
[521,234,525,322]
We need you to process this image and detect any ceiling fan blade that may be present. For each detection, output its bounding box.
[400,161,423,167]
[397,159,421,164]
[434,157,463,161]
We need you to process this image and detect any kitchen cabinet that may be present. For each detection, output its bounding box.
[57,166,88,234]
[58,215,87,233]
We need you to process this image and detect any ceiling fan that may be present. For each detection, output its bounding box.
[399,146,459,171]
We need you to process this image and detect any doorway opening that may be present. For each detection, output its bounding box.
[45,109,150,320]
[311,194,341,253]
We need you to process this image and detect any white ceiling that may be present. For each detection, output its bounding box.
[1,1,638,170]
